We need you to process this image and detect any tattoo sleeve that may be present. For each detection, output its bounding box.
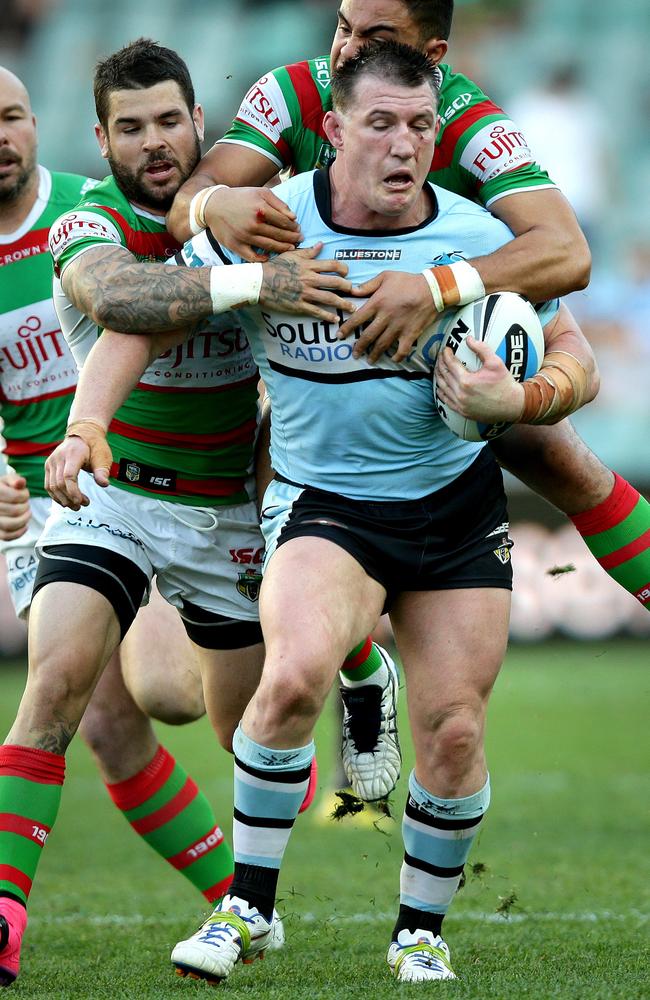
[260,255,305,310]
[62,246,214,333]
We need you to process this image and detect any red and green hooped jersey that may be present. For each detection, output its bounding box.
[0,167,97,495]
[219,57,556,207]
[49,176,258,507]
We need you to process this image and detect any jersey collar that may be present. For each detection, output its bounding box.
[313,166,439,236]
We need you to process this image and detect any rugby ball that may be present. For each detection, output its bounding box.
[432,292,545,442]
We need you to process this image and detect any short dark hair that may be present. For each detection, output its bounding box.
[331,40,439,114]
[403,1,454,41]
[94,38,195,126]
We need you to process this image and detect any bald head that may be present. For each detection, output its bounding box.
[0,67,31,110]
[0,66,38,205]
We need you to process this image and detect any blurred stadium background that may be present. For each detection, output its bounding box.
[1,0,650,652]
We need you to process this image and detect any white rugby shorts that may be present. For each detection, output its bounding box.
[0,496,52,619]
[37,473,264,621]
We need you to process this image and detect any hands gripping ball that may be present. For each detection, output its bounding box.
[431,292,545,442]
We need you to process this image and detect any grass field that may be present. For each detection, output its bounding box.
[0,640,648,999]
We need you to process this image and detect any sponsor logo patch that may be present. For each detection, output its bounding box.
[492,536,513,565]
[236,568,262,602]
[334,249,402,261]
[117,458,177,492]
[48,210,121,261]
[460,119,533,183]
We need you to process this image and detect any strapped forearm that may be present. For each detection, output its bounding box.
[189,185,226,236]
[65,418,113,473]
[518,351,590,424]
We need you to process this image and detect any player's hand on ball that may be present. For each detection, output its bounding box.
[261,243,357,322]
[204,186,303,261]
[435,336,525,423]
[338,271,438,363]
[0,473,31,541]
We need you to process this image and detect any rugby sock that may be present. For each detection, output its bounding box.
[393,770,490,939]
[229,725,314,920]
[339,638,389,687]
[570,473,650,609]
[0,745,65,905]
[106,744,233,903]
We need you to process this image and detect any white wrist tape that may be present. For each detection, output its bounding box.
[188,185,227,236]
[209,263,263,314]
[421,260,486,313]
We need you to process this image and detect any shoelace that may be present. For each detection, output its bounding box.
[396,942,451,976]
[196,911,253,953]
[341,685,384,753]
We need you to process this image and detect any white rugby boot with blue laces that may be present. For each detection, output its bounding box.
[387,928,457,982]
[171,894,276,984]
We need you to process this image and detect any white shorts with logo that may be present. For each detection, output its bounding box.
[36,473,264,621]
[0,496,53,619]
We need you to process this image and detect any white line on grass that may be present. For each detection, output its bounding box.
[28,908,648,927]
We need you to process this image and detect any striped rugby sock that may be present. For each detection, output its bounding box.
[570,473,650,608]
[394,771,490,938]
[340,637,387,686]
[106,744,233,903]
[229,725,314,920]
[0,746,65,905]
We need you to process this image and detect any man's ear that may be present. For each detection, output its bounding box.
[422,37,448,65]
[94,123,109,160]
[323,109,344,150]
[193,103,205,144]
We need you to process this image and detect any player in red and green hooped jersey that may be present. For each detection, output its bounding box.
[0,66,245,988]
[0,39,366,986]
[167,0,650,781]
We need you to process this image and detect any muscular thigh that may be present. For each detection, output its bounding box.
[261,536,385,677]
[391,587,511,730]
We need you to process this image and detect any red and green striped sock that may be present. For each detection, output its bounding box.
[0,745,66,905]
[340,637,386,684]
[571,473,650,608]
[106,745,233,903]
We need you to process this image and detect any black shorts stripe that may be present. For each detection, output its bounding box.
[403,851,465,879]
[32,544,148,640]
[233,807,294,829]
[234,755,312,784]
[179,600,262,650]
[405,798,484,831]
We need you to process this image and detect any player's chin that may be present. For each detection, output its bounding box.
[378,187,417,215]
[141,175,179,204]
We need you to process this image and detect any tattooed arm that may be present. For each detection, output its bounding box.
[60,244,355,333]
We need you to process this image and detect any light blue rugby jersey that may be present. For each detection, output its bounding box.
[182,168,558,501]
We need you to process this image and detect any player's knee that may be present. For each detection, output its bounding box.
[256,668,323,730]
[428,705,483,769]
[27,659,95,714]
[128,675,205,725]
